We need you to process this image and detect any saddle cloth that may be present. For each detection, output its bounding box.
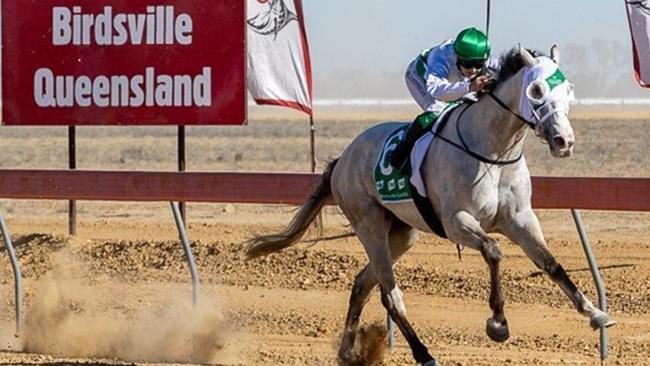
[374,104,457,202]
[373,103,462,238]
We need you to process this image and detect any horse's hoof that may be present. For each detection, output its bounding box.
[589,310,617,330]
[486,317,510,342]
[420,359,439,366]
[336,350,357,366]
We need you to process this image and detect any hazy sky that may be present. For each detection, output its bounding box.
[298,1,640,98]
[303,0,630,74]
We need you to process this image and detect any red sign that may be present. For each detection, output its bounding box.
[1,0,246,125]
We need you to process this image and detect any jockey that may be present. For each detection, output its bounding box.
[388,27,499,170]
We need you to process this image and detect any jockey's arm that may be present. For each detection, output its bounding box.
[425,73,470,102]
[423,49,473,101]
[425,55,501,100]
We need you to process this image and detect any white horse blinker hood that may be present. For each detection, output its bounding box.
[520,57,575,126]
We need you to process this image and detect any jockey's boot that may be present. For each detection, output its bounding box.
[388,111,437,172]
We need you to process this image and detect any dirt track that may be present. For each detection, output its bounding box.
[0,114,648,365]
[0,209,648,366]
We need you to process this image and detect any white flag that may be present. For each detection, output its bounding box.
[247,0,313,114]
[626,0,650,87]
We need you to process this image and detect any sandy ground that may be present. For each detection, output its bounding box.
[0,211,648,366]
[0,109,648,365]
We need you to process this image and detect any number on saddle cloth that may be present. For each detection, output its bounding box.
[374,124,415,202]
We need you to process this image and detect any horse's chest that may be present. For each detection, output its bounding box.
[469,187,500,220]
[442,178,501,220]
[433,161,526,225]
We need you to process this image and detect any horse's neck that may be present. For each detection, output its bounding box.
[456,71,528,161]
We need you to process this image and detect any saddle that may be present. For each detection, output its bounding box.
[374,101,469,238]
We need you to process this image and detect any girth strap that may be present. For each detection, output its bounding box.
[408,181,447,238]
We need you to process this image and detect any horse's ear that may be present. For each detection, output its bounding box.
[550,44,560,64]
[519,44,538,67]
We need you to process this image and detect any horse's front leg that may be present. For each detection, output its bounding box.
[447,211,510,342]
[500,208,616,329]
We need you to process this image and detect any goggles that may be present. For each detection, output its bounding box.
[457,58,486,70]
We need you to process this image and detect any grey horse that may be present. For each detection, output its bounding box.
[246,46,616,366]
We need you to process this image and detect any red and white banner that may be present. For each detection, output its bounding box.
[626,0,650,88]
[247,0,313,115]
[2,0,246,125]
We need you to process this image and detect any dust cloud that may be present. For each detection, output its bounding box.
[355,323,388,366]
[335,322,387,366]
[20,252,242,364]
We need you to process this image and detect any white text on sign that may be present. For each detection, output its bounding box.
[34,67,212,107]
[36,6,211,108]
[52,6,193,46]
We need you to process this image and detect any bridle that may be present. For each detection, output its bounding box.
[430,91,532,166]
[432,57,573,166]
[487,92,536,129]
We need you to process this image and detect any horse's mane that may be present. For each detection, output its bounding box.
[492,48,545,85]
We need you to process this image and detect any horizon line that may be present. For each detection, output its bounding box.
[308,98,650,107]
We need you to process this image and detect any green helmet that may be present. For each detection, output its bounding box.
[454,27,491,61]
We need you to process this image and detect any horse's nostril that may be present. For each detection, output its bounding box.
[553,136,567,149]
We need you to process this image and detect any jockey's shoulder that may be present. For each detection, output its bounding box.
[430,38,455,54]
[419,39,456,64]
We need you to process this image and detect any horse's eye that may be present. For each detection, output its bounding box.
[526,81,549,105]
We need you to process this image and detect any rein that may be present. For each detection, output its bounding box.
[487,92,536,129]
[431,94,529,166]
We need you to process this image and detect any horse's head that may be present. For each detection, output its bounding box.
[519,46,576,158]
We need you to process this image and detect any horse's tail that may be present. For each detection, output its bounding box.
[245,158,339,260]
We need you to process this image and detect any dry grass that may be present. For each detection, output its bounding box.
[0,107,647,177]
[0,106,646,229]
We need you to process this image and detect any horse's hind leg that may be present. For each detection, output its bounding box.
[338,219,417,365]
[342,204,435,365]
[501,209,616,329]
[338,264,376,365]
[447,211,509,342]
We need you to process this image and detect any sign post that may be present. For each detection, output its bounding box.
[1,0,246,310]
[2,0,247,234]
